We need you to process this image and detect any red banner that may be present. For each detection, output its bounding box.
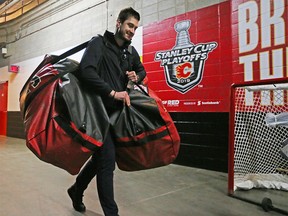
[143,2,232,112]
[232,0,288,83]
[143,0,288,112]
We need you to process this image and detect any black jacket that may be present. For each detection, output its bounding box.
[78,31,146,113]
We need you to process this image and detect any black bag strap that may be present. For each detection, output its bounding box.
[20,40,89,96]
[54,115,99,151]
[57,41,89,62]
[38,41,89,77]
[125,49,149,97]
[21,41,90,116]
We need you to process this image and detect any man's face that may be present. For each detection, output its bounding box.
[116,16,139,42]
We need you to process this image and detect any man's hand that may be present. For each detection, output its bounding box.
[112,90,130,106]
[126,71,138,83]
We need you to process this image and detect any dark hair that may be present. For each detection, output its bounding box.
[117,7,140,23]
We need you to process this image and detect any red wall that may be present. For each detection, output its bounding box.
[143,2,232,112]
[232,0,288,83]
[143,0,288,113]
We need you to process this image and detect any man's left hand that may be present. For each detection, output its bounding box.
[126,71,138,82]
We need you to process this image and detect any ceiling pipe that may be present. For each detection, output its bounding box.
[0,0,21,15]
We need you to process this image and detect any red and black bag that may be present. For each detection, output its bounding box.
[110,82,180,171]
[19,42,109,175]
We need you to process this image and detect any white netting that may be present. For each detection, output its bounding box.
[233,84,288,191]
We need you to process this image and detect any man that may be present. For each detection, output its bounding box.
[67,7,146,216]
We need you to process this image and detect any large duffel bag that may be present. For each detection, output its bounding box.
[110,82,180,171]
[19,42,109,175]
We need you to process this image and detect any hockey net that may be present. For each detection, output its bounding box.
[228,80,288,195]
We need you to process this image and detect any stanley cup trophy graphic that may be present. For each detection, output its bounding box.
[173,20,194,49]
[167,20,196,93]
[154,19,217,94]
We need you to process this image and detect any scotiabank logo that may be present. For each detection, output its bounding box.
[155,20,217,94]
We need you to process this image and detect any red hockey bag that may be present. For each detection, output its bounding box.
[110,83,180,171]
[19,43,109,175]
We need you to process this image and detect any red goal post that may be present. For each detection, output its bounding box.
[228,78,288,195]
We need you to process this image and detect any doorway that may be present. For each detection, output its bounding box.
[0,81,8,135]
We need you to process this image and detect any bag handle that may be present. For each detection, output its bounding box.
[39,41,89,76]
[127,81,149,97]
[125,48,149,97]
[20,40,89,96]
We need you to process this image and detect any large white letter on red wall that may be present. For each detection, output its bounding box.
[261,0,285,48]
[238,1,258,53]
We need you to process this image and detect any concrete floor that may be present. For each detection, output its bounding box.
[0,135,286,216]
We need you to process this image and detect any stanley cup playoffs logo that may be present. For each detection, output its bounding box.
[155,20,217,94]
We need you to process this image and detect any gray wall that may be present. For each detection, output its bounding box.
[0,0,226,67]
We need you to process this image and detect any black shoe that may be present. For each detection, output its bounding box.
[67,185,86,212]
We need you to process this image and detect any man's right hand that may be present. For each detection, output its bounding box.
[112,91,130,106]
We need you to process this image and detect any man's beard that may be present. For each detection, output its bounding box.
[115,27,131,42]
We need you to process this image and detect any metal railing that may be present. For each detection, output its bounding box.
[0,0,47,24]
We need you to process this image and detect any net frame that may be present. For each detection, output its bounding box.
[228,79,288,195]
